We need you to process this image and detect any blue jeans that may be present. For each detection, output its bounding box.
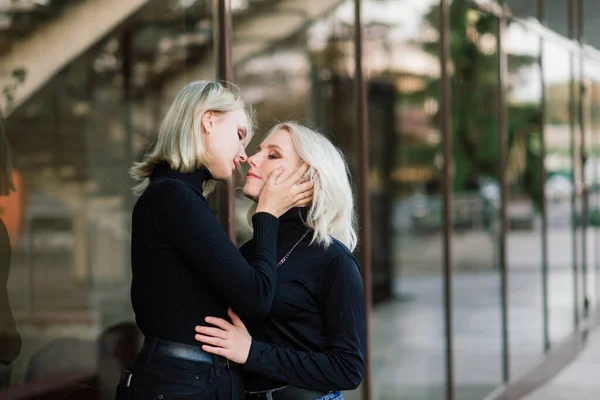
[316,391,343,400]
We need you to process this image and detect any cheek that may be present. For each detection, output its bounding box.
[243,179,263,195]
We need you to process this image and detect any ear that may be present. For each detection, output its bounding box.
[201,111,215,134]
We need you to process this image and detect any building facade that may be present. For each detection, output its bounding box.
[0,0,599,399]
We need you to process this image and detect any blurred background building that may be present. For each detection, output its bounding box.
[0,0,599,399]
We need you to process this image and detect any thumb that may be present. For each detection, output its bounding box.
[228,308,243,326]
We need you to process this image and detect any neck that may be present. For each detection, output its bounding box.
[152,162,211,191]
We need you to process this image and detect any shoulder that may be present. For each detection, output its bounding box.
[142,179,207,206]
[321,239,361,278]
[317,239,364,298]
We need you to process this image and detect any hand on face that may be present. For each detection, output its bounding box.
[243,129,314,217]
[194,308,251,364]
[202,109,249,180]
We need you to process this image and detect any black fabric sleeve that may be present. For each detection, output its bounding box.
[152,180,279,319]
[243,254,367,391]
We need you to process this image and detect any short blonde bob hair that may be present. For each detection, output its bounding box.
[251,122,358,251]
[131,80,254,196]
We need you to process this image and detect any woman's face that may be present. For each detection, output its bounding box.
[203,108,249,180]
[243,128,302,201]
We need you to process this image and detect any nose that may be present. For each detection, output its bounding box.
[247,153,258,167]
[237,146,248,163]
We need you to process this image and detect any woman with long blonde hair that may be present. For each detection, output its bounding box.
[194,122,366,400]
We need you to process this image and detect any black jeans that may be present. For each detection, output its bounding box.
[115,348,244,400]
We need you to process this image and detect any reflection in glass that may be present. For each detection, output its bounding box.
[0,75,22,388]
[0,2,215,398]
[356,0,445,398]
[545,0,569,38]
[448,5,503,399]
[234,0,445,399]
[504,0,537,20]
[543,39,576,345]
[582,58,600,317]
[504,22,545,380]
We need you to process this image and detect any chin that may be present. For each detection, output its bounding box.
[210,167,233,181]
[242,186,259,202]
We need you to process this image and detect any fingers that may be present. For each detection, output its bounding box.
[195,325,228,339]
[288,162,310,183]
[265,166,285,184]
[294,180,313,195]
[293,190,313,207]
[195,334,226,348]
[228,308,243,327]
[294,197,312,207]
[204,316,234,331]
[201,345,226,357]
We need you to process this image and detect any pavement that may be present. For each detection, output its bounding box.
[523,327,600,400]
[5,224,598,400]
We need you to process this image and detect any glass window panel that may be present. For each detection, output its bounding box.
[505,0,537,20]
[545,0,570,38]
[449,5,503,399]
[543,38,576,345]
[582,57,600,317]
[584,0,600,49]
[233,0,446,399]
[504,22,546,379]
[583,58,600,315]
[359,0,447,398]
[0,1,215,397]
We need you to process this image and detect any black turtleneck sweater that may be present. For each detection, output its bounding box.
[241,208,366,392]
[130,163,279,345]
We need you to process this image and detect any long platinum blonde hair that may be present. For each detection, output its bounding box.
[252,122,358,251]
[130,80,254,196]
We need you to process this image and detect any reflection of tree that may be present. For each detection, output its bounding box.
[417,0,540,195]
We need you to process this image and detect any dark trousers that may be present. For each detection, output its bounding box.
[115,346,244,400]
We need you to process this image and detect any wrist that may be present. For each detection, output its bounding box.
[242,336,253,364]
[255,206,278,217]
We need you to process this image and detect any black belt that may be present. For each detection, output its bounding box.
[142,337,240,369]
[245,385,329,400]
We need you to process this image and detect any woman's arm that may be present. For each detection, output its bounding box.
[196,254,367,391]
[152,179,279,319]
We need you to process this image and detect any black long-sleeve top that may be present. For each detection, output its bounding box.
[241,208,366,392]
[130,163,279,345]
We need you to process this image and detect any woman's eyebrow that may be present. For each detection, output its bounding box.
[266,144,284,153]
[255,144,284,153]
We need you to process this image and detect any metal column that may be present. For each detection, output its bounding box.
[440,0,455,399]
[354,1,372,399]
[214,0,236,242]
[497,0,510,384]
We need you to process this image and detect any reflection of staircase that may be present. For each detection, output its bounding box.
[0,0,152,114]
[162,0,346,100]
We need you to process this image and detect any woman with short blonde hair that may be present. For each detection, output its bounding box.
[116,82,313,400]
[195,122,366,400]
